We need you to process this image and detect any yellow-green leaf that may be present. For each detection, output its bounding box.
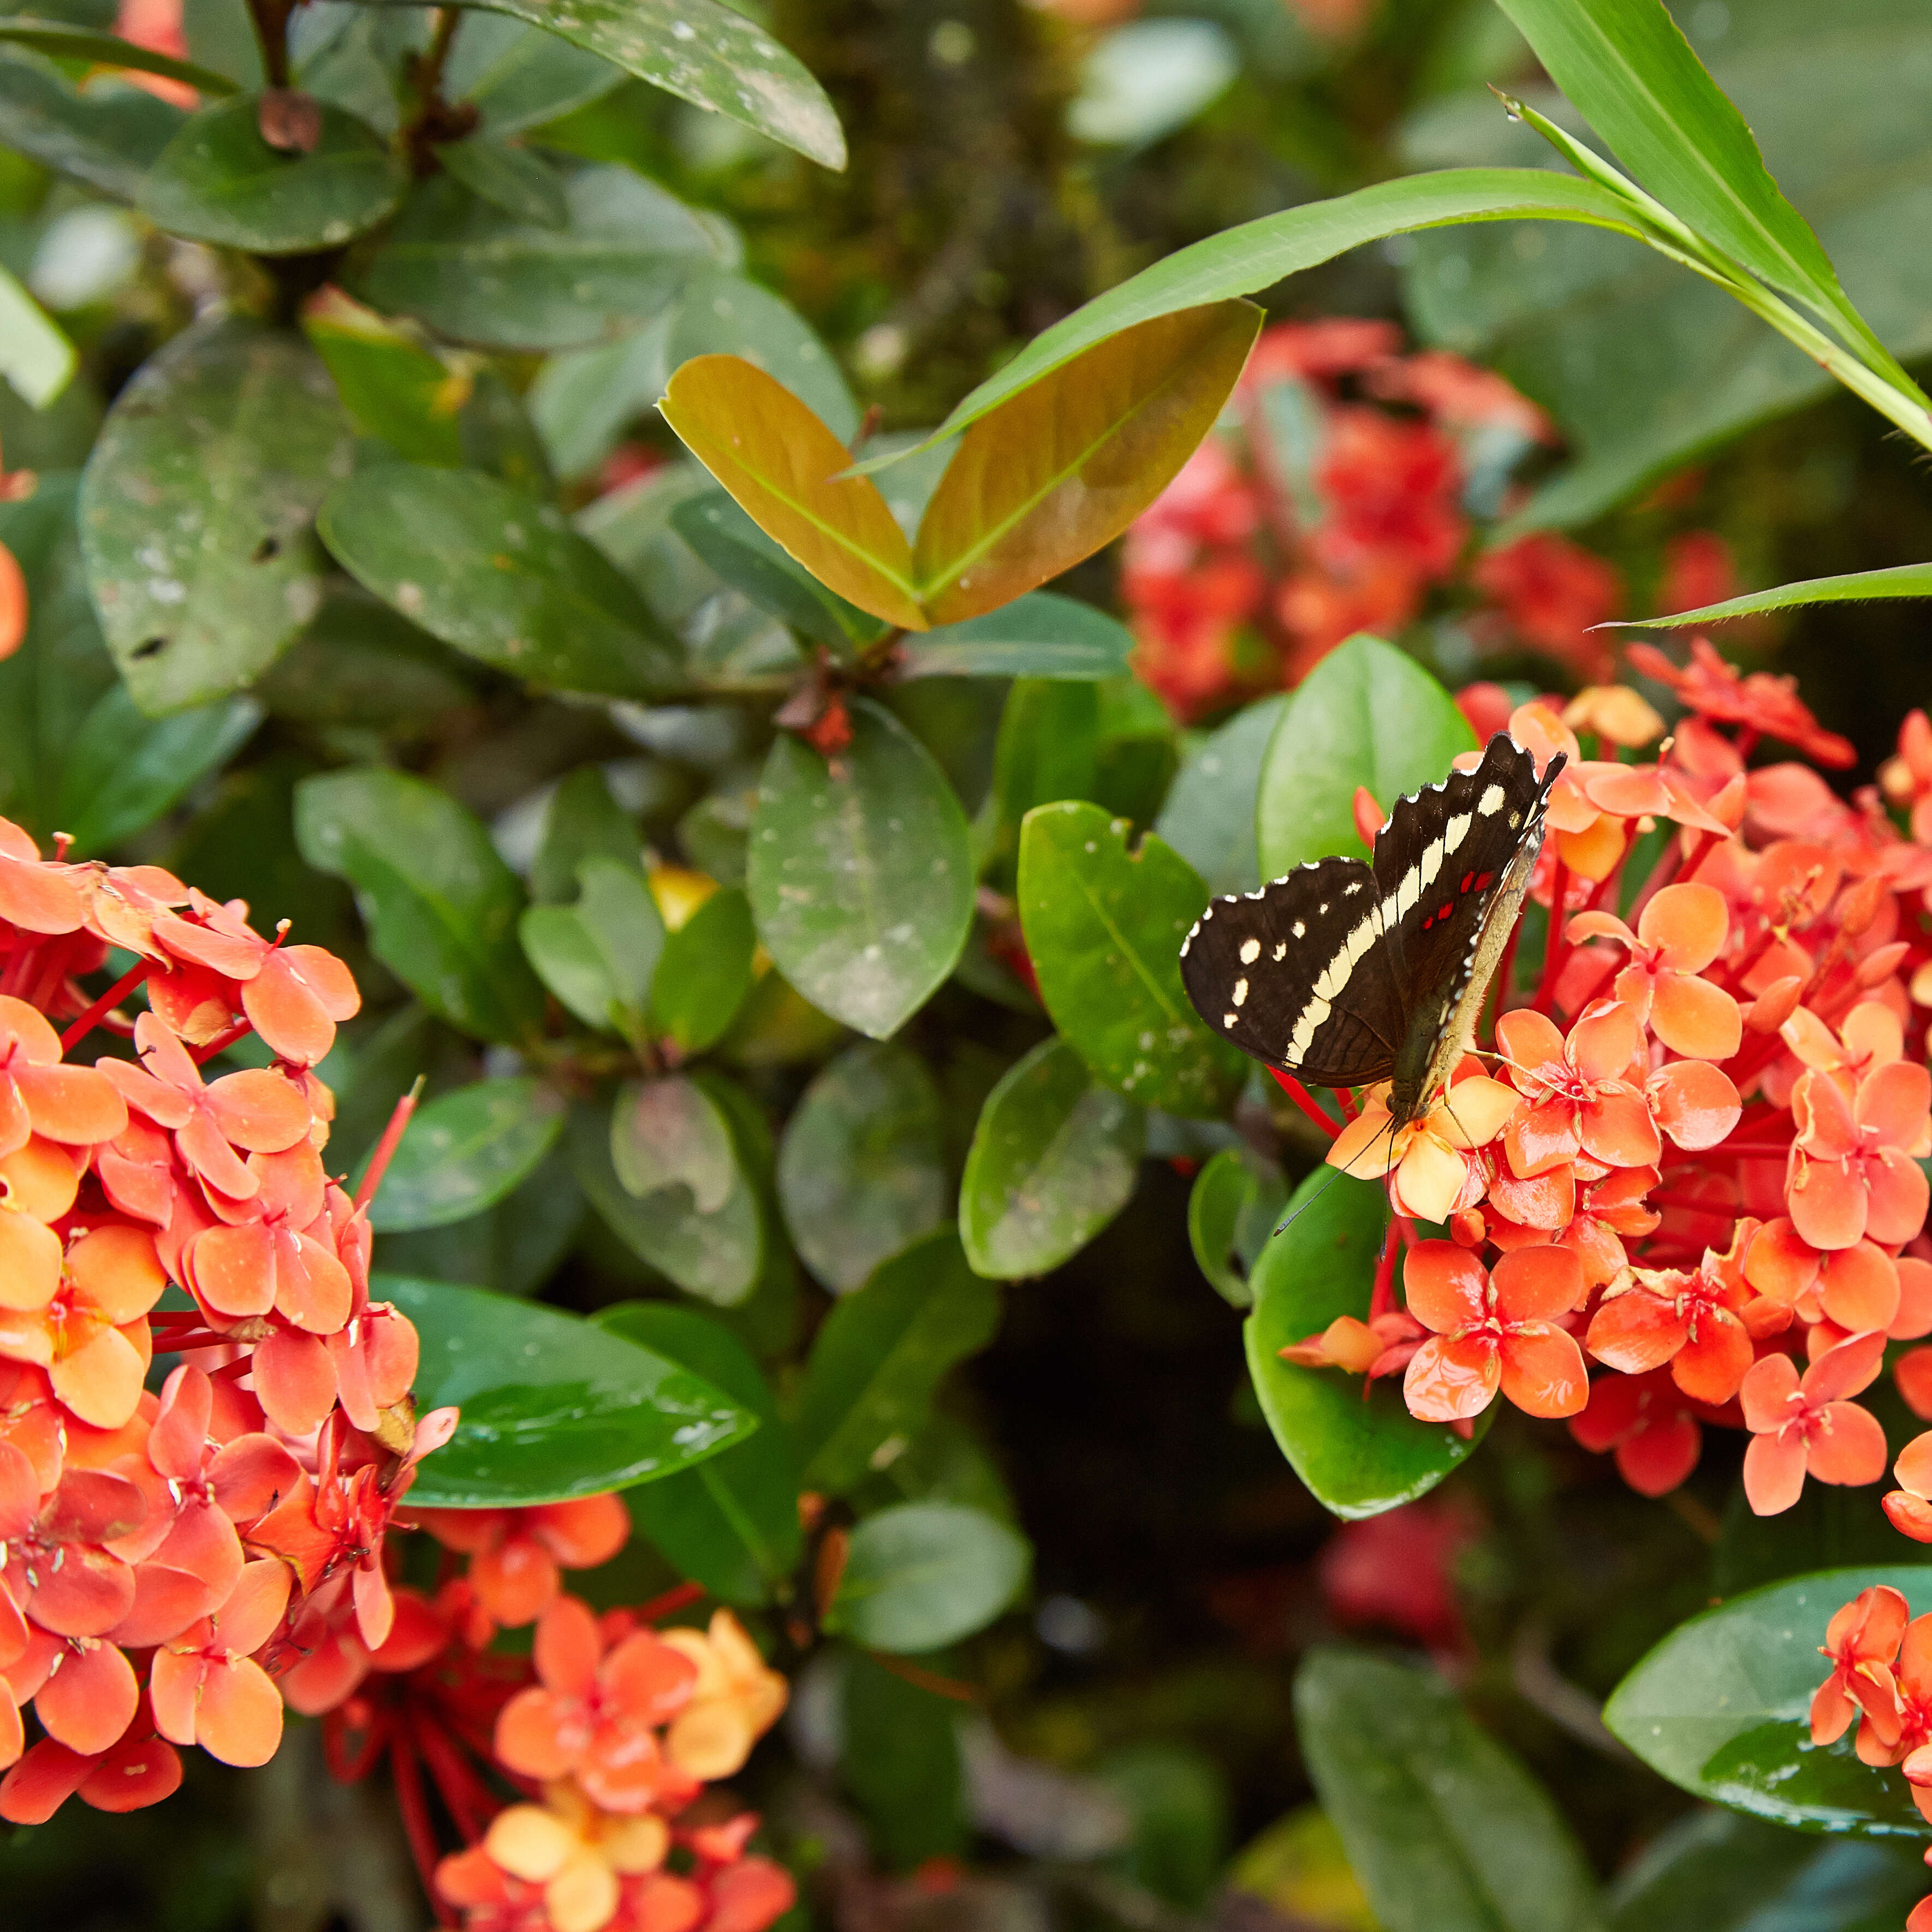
[909,299,1262,625]
[658,354,925,631]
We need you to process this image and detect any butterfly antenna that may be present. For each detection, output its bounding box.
[1274,1108,1399,1235]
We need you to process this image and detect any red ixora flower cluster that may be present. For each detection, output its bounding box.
[0,819,795,1932]
[1121,317,1748,721]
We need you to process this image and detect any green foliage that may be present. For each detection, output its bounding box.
[365,1077,566,1233]
[823,1501,1031,1652]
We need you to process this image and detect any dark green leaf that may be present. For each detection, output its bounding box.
[385,1272,751,1507]
[897,593,1134,681]
[611,1073,735,1207]
[1246,1167,1485,1517]
[1255,633,1476,879]
[531,766,641,906]
[79,315,353,715]
[366,1077,566,1233]
[1155,693,1287,896]
[597,1300,801,1606]
[794,1227,999,1494]
[824,1501,1030,1652]
[54,687,259,854]
[984,679,1098,879]
[258,587,475,727]
[0,45,184,199]
[519,857,665,1036]
[531,322,673,481]
[1297,1648,1604,1932]
[375,1140,582,1298]
[777,1042,949,1294]
[295,766,548,1043]
[1712,1463,1925,1600]
[841,1649,969,1869]
[959,1037,1145,1281]
[666,270,858,441]
[140,93,403,253]
[320,461,681,698]
[1018,801,1245,1119]
[1096,1745,1231,1911]
[433,134,568,227]
[651,885,756,1055]
[748,698,974,1040]
[1604,1566,1932,1839]
[444,12,623,134]
[1187,1146,1287,1311]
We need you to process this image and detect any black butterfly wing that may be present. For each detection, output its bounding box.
[1179,855,1406,1087]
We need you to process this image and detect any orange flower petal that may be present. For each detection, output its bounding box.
[1491,1243,1585,1322]
[1401,1331,1499,1422]
[0,1212,61,1312]
[1497,1323,1587,1417]
[1585,1291,1685,1375]
[33,1639,136,1755]
[1399,1241,1488,1334]
[1808,1401,1889,1487]
[1671,1313,1752,1405]
[1639,882,1728,973]
[195,1655,283,1767]
[1649,972,1741,1061]
[1819,1244,1901,1334]
[1743,1430,1807,1515]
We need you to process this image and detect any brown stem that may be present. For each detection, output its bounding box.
[243,0,293,89]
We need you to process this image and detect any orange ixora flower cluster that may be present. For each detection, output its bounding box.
[1279,652,1932,1516]
[0,818,795,1932]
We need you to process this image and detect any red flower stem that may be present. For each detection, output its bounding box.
[189,1018,254,1066]
[1267,1065,1341,1139]
[355,1076,426,1212]
[1394,1214,1418,1249]
[1369,1220,1399,1320]
[1531,859,1572,1015]
[60,960,154,1050]
[635,1579,707,1625]
[412,1711,494,1846]
[389,1725,457,1926]
[1626,834,1683,927]
[1733,726,1759,760]
[1335,1086,1359,1123]
[1675,827,1725,888]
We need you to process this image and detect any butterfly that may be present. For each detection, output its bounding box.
[1178,732,1565,1137]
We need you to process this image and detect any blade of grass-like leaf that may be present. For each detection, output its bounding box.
[0,17,240,93]
[1611,564,1932,629]
[1493,0,1925,403]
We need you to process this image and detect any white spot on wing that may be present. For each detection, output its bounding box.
[1239,938,1260,965]
[1444,812,1472,854]
[1273,943,1286,960]
[1291,922,1305,938]
[1233,978,1249,1006]
[1479,784,1506,816]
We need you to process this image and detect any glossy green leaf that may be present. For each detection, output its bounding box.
[666,270,858,442]
[1603,1807,1928,1932]
[1246,1167,1485,1518]
[1255,633,1477,879]
[1617,563,1932,629]
[912,301,1262,626]
[1018,801,1245,1119]
[570,1091,762,1306]
[425,0,843,168]
[794,1227,999,1494]
[897,593,1134,681]
[520,857,664,1036]
[356,167,738,353]
[1155,694,1287,896]
[531,767,640,906]
[302,287,467,466]
[1187,1146,1287,1311]
[748,698,974,1040]
[78,314,353,715]
[320,461,680,698]
[376,1142,582,1299]
[382,1273,752,1507]
[366,1077,566,1233]
[824,1501,1030,1652]
[54,687,259,854]
[433,134,568,227]
[777,1042,949,1295]
[0,45,184,199]
[651,886,756,1055]
[1605,1566,1932,1839]
[0,16,237,93]
[611,1074,735,1208]
[597,1300,801,1606]
[985,679,1099,880]
[295,767,548,1043]
[1297,1649,1604,1932]
[897,170,1644,454]
[841,1650,969,1869]
[140,93,403,253]
[660,355,925,631]
[0,266,73,410]
[959,1036,1145,1280]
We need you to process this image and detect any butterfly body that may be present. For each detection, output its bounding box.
[1179,733,1564,1133]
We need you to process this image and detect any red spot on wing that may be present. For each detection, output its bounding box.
[1460,871,1475,892]
[1437,902,1453,923]
[1473,871,1495,892]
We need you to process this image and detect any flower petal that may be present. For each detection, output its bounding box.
[1649,973,1741,1061]
[1638,882,1728,973]
[1401,1333,1499,1423]
[1491,1244,1585,1322]
[1743,1430,1808,1514]
[1497,1323,1588,1417]
[1398,1241,1488,1335]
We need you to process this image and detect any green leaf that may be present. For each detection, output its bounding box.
[650,885,756,1055]
[794,1227,999,1494]
[1155,693,1287,897]
[1296,1648,1605,1932]
[912,300,1263,626]
[376,1142,582,1299]
[1255,633,1477,879]
[1097,1745,1232,1911]
[531,766,640,906]
[984,678,1099,881]
[667,270,859,442]
[443,12,625,134]
[0,17,239,93]
[611,1074,735,1209]
[669,489,888,650]
[259,587,475,727]
[295,766,548,1043]
[570,1090,762,1306]
[383,1272,754,1507]
[140,93,403,253]
[824,1501,1030,1652]
[959,1036,1145,1280]
[531,320,673,480]
[1245,1167,1486,1518]
[777,1042,949,1295]
[53,687,259,854]
[1604,1566,1932,1839]
[1616,563,1932,629]
[1187,1146,1286,1311]
[0,265,73,410]
[355,167,739,353]
[519,857,665,1036]
[433,134,568,227]
[319,461,680,698]
[302,288,467,467]
[1492,0,1916,397]
[897,593,1134,681]
[1713,1464,1927,1600]
[0,45,184,200]
[1603,1808,1928,1932]
[366,1077,566,1233]
[427,0,844,168]
[78,314,353,715]
[1018,801,1245,1119]
[897,170,1645,454]
[748,698,974,1040]
[841,1650,969,1869]
[659,355,925,632]
[597,1300,801,1606]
